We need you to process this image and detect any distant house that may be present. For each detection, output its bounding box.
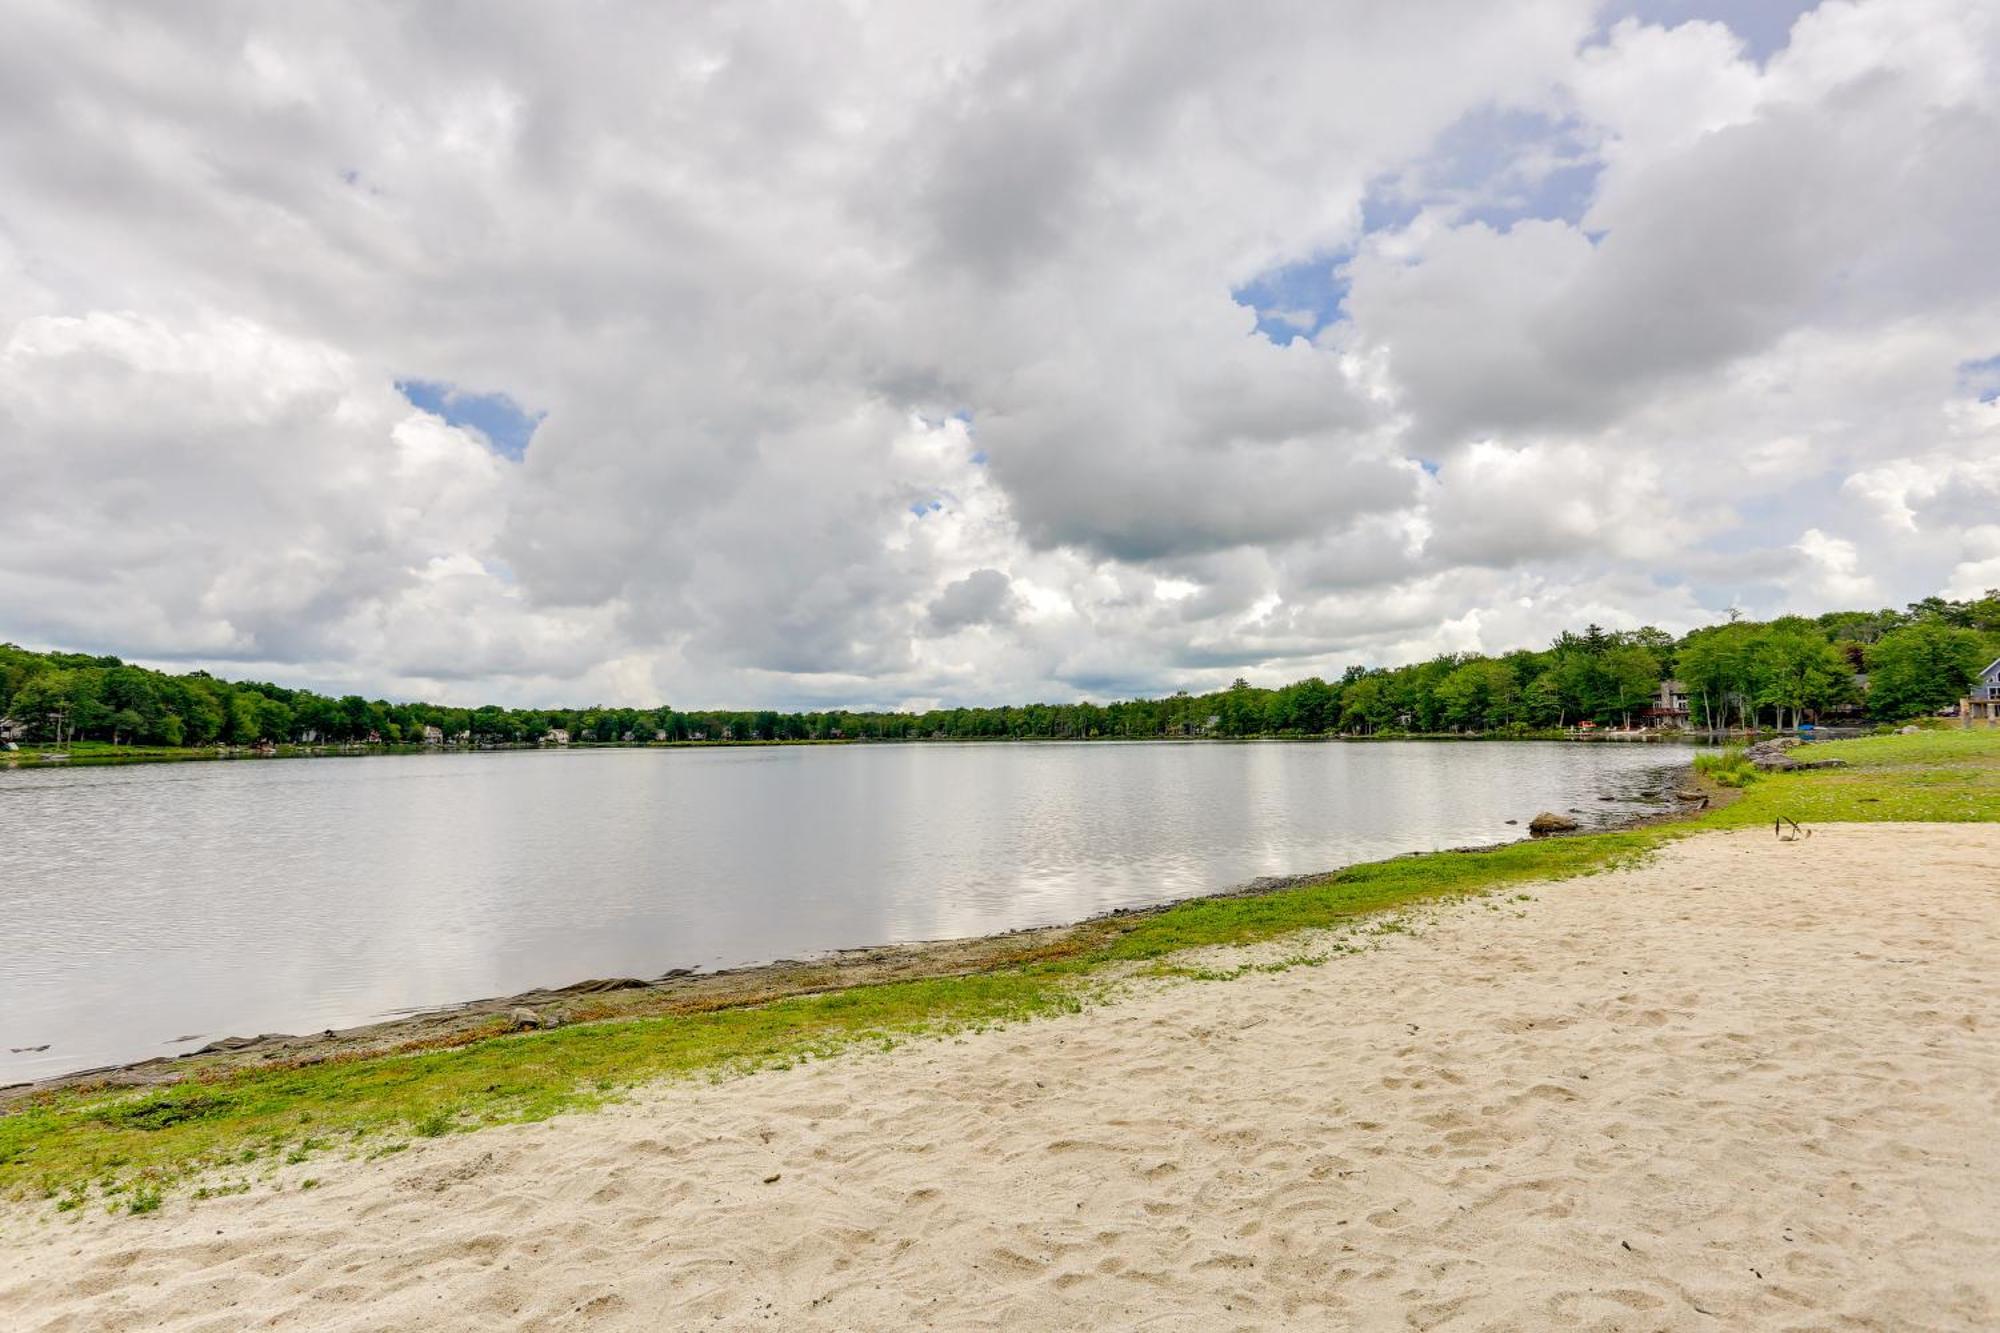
[1964,658,2000,728]
[421,724,444,745]
[1642,679,1691,726]
[544,727,570,746]
[1820,673,1871,721]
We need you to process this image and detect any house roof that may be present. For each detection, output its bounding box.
[1983,657,2000,678]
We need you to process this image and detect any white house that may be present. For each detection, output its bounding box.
[1964,658,2000,728]
[421,724,444,745]
[543,727,571,746]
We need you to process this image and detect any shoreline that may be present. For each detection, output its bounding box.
[3,761,1710,1102]
[0,727,1991,1215]
[7,819,1996,1329]
[1,728,1770,772]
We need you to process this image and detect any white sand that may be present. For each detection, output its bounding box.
[5,823,1997,1331]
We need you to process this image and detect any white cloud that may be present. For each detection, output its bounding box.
[0,0,1995,707]
[1790,528,1878,604]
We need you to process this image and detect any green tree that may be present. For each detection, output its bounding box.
[11,671,81,742]
[1676,624,1759,733]
[1865,622,1987,719]
[1435,658,1517,730]
[257,696,295,742]
[177,681,225,744]
[1598,645,1661,725]
[1519,671,1563,727]
[225,692,264,743]
[1754,626,1852,729]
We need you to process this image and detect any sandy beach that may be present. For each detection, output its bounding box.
[4,822,1996,1330]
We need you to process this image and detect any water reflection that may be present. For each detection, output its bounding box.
[1,741,1684,1078]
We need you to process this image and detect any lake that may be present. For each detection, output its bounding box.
[1,740,1686,1080]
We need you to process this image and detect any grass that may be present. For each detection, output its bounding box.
[5,728,1995,1210]
[2,740,370,768]
[1692,746,1758,787]
[1703,727,2000,826]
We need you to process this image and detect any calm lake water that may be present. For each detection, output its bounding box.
[1,741,1685,1080]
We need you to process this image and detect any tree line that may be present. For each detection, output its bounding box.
[3,593,1996,750]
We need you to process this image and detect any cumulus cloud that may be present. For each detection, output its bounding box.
[0,0,1996,707]
[928,569,1020,634]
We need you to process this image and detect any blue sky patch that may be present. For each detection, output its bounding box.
[1233,252,1352,346]
[1360,179,1422,234]
[396,379,544,461]
[1380,106,1602,234]
[1957,354,2000,404]
[1594,0,1822,65]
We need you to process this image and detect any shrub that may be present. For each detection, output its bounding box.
[1694,747,1758,788]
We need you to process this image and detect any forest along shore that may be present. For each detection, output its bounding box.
[0,759,1712,1102]
[6,595,1996,756]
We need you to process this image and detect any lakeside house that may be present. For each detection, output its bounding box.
[543,727,570,746]
[421,724,444,745]
[1641,679,1691,726]
[1964,658,2000,728]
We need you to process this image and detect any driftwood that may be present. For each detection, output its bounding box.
[1775,816,1811,842]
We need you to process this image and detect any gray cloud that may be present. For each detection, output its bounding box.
[928,569,1020,633]
[0,0,1995,708]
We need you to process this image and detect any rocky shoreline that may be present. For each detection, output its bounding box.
[3,762,1710,1104]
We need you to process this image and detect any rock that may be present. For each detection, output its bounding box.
[1528,811,1580,836]
[1504,819,1518,825]
[1898,725,1920,735]
[1674,789,1705,801]
[193,1033,288,1055]
[552,977,650,996]
[1745,738,1848,772]
[508,1007,544,1031]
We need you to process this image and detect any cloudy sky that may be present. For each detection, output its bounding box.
[2,1,1997,709]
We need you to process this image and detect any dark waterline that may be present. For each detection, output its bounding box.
[2,740,1686,1079]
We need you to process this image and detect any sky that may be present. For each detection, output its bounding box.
[2,1,1997,710]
